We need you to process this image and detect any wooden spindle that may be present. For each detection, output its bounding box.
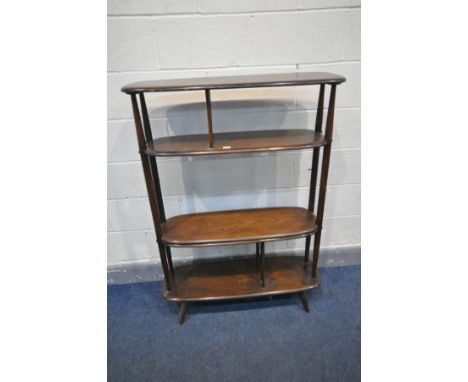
[205,89,214,147]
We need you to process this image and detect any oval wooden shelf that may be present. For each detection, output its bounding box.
[162,207,317,247]
[122,71,345,93]
[163,255,321,302]
[146,129,326,157]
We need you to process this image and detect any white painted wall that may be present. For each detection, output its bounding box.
[107,0,361,267]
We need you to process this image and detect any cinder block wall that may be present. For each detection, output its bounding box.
[107,0,361,270]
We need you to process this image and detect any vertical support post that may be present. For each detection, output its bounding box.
[255,243,260,269]
[131,93,172,290]
[312,85,337,277]
[139,94,166,222]
[304,236,311,263]
[305,84,325,262]
[139,93,174,275]
[260,242,265,287]
[205,89,214,147]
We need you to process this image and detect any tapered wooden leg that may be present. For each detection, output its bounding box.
[178,302,188,325]
[260,242,265,287]
[312,85,336,278]
[299,291,310,313]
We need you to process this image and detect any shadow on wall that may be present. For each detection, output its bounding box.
[162,99,303,211]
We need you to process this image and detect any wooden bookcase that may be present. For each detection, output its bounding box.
[121,72,346,324]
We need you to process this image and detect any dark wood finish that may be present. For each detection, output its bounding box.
[163,255,320,302]
[139,94,167,222]
[304,235,311,263]
[204,89,214,147]
[139,93,153,142]
[255,243,260,268]
[162,207,317,247]
[298,292,310,313]
[146,129,326,157]
[122,72,344,322]
[305,84,325,263]
[308,84,325,211]
[260,242,265,288]
[122,72,345,93]
[178,303,187,325]
[312,85,337,277]
[166,246,174,274]
[139,94,175,276]
[130,94,172,291]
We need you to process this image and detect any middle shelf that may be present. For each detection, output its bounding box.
[162,207,318,247]
[146,129,326,156]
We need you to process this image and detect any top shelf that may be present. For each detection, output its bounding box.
[121,71,345,94]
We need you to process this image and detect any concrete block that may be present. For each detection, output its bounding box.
[200,0,298,13]
[157,152,298,197]
[202,65,298,77]
[328,148,360,185]
[151,148,359,199]
[107,230,154,263]
[325,184,361,217]
[154,11,347,69]
[179,191,259,215]
[212,87,296,113]
[333,108,361,149]
[107,74,122,120]
[107,120,140,163]
[299,0,360,9]
[107,162,147,199]
[291,148,360,186]
[321,215,360,246]
[287,215,360,248]
[247,11,348,66]
[108,0,198,15]
[255,184,360,217]
[107,18,157,71]
[343,9,361,60]
[108,198,153,231]
[154,15,251,69]
[107,118,167,163]
[158,155,258,196]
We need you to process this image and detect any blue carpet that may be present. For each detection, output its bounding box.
[108,265,360,382]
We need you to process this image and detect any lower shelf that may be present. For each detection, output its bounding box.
[162,207,317,246]
[163,255,320,302]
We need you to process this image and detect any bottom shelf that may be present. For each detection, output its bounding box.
[163,255,320,302]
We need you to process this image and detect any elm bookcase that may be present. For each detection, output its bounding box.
[121,72,346,324]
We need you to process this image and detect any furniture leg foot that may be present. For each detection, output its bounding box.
[299,291,310,313]
[178,302,188,325]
